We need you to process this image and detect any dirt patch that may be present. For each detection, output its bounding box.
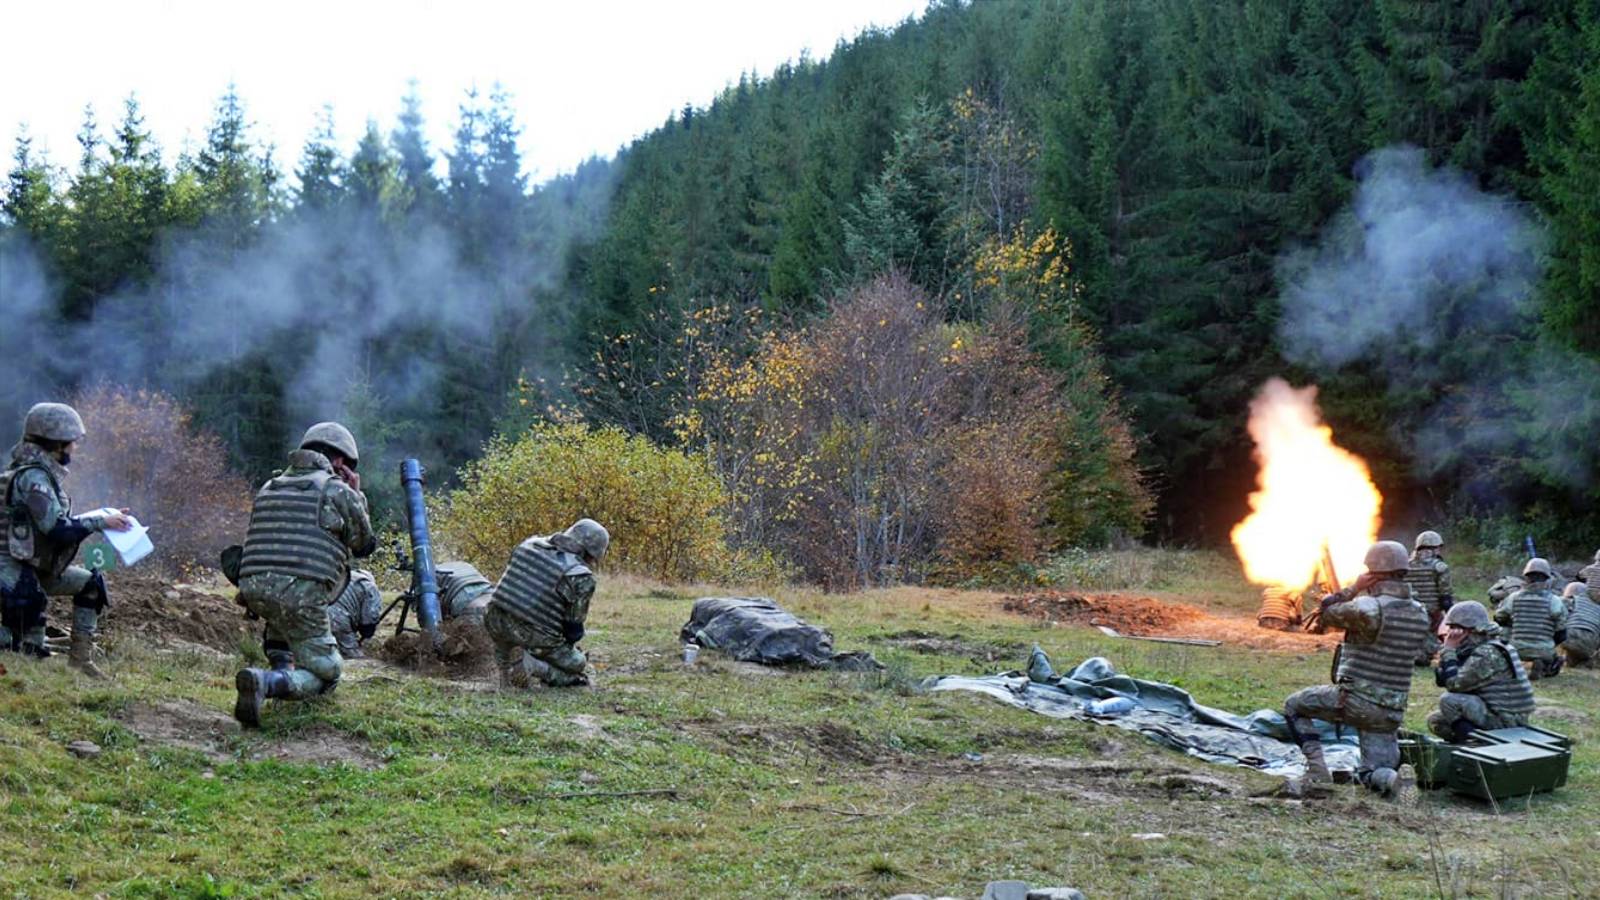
[374,618,495,677]
[117,698,384,769]
[64,572,257,654]
[1002,590,1342,652]
[868,630,1026,662]
[710,721,884,765]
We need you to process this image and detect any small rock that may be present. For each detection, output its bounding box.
[1028,890,1087,900]
[887,895,932,900]
[1130,833,1166,841]
[579,771,600,785]
[983,881,1031,900]
[66,740,102,759]
[201,769,216,780]
[963,752,984,762]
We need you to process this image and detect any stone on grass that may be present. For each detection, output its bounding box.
[66,740,102,759]
[982,881,1031,900]
[1028,890,1087,900]
[887,895,931,900]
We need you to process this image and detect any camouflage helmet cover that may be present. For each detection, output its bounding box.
[1363,540,1411,575]
[299,421,359,464]
[23,402,86,442]
[562,518,610,562]
[1443,600,1494,633]
[1522,557,1553,579]
[1564,581,1589,600]
[1414,530,1444,550]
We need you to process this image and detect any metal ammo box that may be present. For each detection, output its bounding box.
[1397,730,1457,789]
[1446,726,1571,802]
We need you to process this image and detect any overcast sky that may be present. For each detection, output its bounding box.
[0,0,926,187]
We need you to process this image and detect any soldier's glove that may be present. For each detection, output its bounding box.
[563,620,585,644]
[1439,594,1454,611]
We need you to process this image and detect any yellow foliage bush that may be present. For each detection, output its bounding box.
[431,423,734,583]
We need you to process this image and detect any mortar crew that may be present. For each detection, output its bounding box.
[1404,530,1454,665]
[482,518,608,689]
[325,568,384,659]
[1256,584,1304,632]
[1494,558,1567,680]
[231,422,375,727]
[1282,540,1430,800]
[0,403,133,676]
[1579,550,1600,588]
[1560,582,1600,667]
[1426,601,1536,742]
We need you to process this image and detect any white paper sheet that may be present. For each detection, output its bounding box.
[83,508,154,566]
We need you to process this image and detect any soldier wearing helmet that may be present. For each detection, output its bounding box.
[1282,540,1429,801]
[1579,550,1600,592]
[1404,530,1454,665]
[1426,601,1535,742]
[482,518,609,689]
[231,422,376,727]
[1559,582,1599,667]
[1,403,133,676]
[1494,558,1567,680]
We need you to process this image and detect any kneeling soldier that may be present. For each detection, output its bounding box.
[1426,601,1535,743]
[483,519,608,688]
[232,422,375,727]
[1495,558,1567,680]
[1560,582,1599,667]
[1283,540,1429,799]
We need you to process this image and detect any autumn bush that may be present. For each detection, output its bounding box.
[431,422,736,583]
[66,383,253,573]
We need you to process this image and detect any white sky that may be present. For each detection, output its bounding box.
[0,0,927,186]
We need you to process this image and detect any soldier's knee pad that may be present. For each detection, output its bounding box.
[71,571,109,612]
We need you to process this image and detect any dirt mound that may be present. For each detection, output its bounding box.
[117,698,385,769]
[374,618,494,677]
[1003,591,1202,635]
[58,572,257,654]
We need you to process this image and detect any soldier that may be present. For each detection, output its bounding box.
[482,518,608,689]
[437,560,494,624]
[1560,582,1600,667]
[1580,550,1600,589]
[1282,540,1429,799]
[1,403,133,676]
[1495,558,1567,680]
[232,422,376,727]
[1256,585,1303,631]
[1486,574,1524,606]
[1426,601,1535,742]
[326,569,384,659]
[1404,530,1453,665]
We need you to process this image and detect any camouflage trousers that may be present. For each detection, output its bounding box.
[1563,628,1599,666]
[1284,684,1405,788]
[0,563,100,651]
[239,573,342,699]
[482,604,587,687]
[1426,692,1527,740]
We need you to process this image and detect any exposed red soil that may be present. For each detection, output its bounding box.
[1002,590,1341,652]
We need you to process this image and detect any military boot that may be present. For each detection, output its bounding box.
[1284,738,1332,797]
[264,639,295,672]
[234,667,290,728]
[498,653,531,691]
[67,608,107,679]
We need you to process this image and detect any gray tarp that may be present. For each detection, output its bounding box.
[681,597,882,670]
[929,650,1359,778]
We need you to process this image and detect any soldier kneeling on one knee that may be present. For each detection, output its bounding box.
[1426,601,1535,743]
[1561,582,1599,667]
[483,519,609,689]
[1495,558,1567,680]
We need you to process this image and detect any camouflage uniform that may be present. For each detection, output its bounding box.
[483,535,595,688]
[326,568,384,658]
[1579,551,1600,592]
[1256,586,1302,631]
[1427,630,1535,741]
[1561,583,1600,666]
[236,448,374,711]
[1283,547,1430,797]
[1,440,114,665]
[437,560,494,623]
[1496,573,1567,680]
[1404,539,1452,665]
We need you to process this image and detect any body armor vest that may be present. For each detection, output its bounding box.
[437,561,493,619]
[1580,563,1600,589]
[238,468,348,587]
[1509,589,1558,654]
[1569,596,1600,637]
[1257,587,1299,622]
[1404,559,1444,612]
[2,457,71,575]
[1472,641,1537,718]
[1337,594,1430,710]
[491,538,589,641]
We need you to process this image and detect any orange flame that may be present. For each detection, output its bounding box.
[1231,378,1382,589]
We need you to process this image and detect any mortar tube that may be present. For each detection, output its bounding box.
[400,458,443,639]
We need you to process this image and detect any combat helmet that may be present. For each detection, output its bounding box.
[23,402,86,443]
[299,421,359,465]
[1444,600,1495,634]
[1564,582,1589,600]
[1363,540,1411,575]
[1522,558,1553,581]
[1414,530,1443,551]
[559,518,610,563]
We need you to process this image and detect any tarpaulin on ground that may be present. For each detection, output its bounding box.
[680,597,882,670]
[928,650,1359,778]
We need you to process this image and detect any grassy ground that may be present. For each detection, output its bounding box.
[1,552,1594,898]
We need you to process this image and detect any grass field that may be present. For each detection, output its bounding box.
[1,551,1594,898]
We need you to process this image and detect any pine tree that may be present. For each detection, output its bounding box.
[295,105,344,214]
[391,80,442,217]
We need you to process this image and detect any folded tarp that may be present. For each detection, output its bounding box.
[680,597,882,671]
[928,650,1359,778]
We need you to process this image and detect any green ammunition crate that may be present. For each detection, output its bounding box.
[1397,731,1458,789]
[1448,740,1570,801]
[1472,725,1572,751]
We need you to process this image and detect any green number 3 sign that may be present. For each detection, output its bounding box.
[82,541,118,572]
